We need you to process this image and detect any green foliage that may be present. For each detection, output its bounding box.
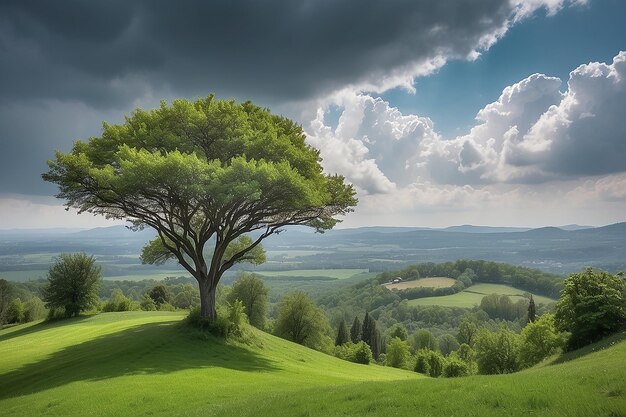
[103,289,137,312]
[480,293,527,321]
[23,297,47,322]
[388,323,408,341]
[186,301,248,338]
[158,302,176,312]
[6,298,25,324]
[555,268,626,350]
[457,316,478,346]
[148,285,170,307]
[334,341,373,365]
[274,291,331,350]
[172,284,201,309]
[43,253,102,318]
[385,337,410,369]
[443,356,470,377]
[43,95,357,321]
[437,334,460,356]
[518,313,565,368]
[414,350,430,375]
[457,268,476,287]
[474,326,520,374]
[528,295,537,323]
[0,279,13,325]
[140,294,157,311]
[350,316,361,343]
[456,343,474,363]
[227,273,269,329]
[412,329,438,352]
[335,319,349,346]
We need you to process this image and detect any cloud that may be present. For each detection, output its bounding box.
[0,0,583,108]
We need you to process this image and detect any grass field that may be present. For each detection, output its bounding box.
[1,312,624,416]
[256,268,369,280]
[384,277,456,290]
[408,283,556,308]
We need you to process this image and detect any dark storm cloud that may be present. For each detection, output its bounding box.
[0,0,515,108]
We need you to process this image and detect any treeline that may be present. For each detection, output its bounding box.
[376,260,563,298]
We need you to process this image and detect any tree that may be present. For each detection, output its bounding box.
[474,326,520,374]
[172,284,201,309]
[437,334,460,356]
[412,329,438,352]
[518,313,565,368]
[443,356,470,377]
[388,323,408,341]
[386,337,410,369]
[555,268,626,349]
[23,297,47,322]
[350,316,361,343]
[227,273,269,329]
[6,298,25,324]
[148,285,170,307]
[274,291,330,349]
[43,96,357,321]
[43,253,102,317]
[335,319,349,346]
[457,317,478,346]
[0,279,13,324]
[527,295,536,323]
[361,312,372,346]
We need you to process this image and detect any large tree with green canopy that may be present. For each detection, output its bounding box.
[43,95,357,320]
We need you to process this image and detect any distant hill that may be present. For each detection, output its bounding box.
[443,225,531,233]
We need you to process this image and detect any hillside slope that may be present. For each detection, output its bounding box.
[1,312,624,417]
[0,312,418,417]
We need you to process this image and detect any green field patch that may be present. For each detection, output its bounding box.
[384,277,456,290]
[256,269,369,280]
[408,283,556,308]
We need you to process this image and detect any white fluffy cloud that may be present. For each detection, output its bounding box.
[306,51,626,226]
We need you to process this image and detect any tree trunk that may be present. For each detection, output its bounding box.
[199,278,217,321]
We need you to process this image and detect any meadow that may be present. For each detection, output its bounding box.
[384,277,456,290]
[0,312,624,417]
[408,283,556,308]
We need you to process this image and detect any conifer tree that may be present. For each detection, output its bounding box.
[335,319,349,346]
[350,316,362,343]
[528,295,536,323]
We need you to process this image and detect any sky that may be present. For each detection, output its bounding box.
[0,0,625,229]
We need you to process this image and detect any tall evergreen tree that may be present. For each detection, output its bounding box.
[361,312,372,346]
[371,329,382,360]
[528,295,537,323]
[335,319,349,346]
[350,316,361,343]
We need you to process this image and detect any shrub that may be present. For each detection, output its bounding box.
[6,298,25,324]
[427,350,445,377]
[158,302,176,312]
[443,356,470,377]
[227,273,269,329]
[23,297,46,322]
[475,326,520,374]
[140,295,157,311]
[352,341,373,364]
[386,337,410,369]
[414,350,430,375]
[518,313,565,368]
[103,289,136,312]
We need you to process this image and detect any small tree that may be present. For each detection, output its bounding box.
[43,253,102,318]
[6,298,25,324]
[414,350,430,375]
[474,326,520,374]
[388,323,408,341]
[335,318,349,346]
[412,329,438,352]
[148,285,170,308]
[24,297,47,322]
[555,268,626,349]
[227,273,269,329]
[438,334,460,356]
[518,313,565,368]
[350,316,361,343]
[274,291,330,349]
[528,295,536,323]
[457,317,478,346]
[443,356,470,377]
[0,279,13,324]
[386,337,410,369]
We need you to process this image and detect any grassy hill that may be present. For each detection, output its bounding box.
[1,312,624,416]
[408,283,556,308]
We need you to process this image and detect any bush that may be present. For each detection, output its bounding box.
[334,341,373,364]
[23,297,46,322]
[227,273,269,329]
[414,350,444,377]
[274,291,331,350]
[186,300,248,338]
[443,356,470,377]
[6,298,25,324]
[386,337,410,369]
[103,289,137,312]
[140,295,157,311]
[158,302,176,312]
[555,268,626,350]
[474,326,520,374]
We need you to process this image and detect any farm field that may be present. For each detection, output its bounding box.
[384,277,456,290]
[1,312,624,417]
[408,283,556,308]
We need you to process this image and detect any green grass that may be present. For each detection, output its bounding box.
[1,312,624,416]
[408,283,556,308]
[256,268,369,280]
[0,311,417,417]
